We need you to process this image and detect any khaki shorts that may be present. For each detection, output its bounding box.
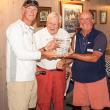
[7,80,37,110]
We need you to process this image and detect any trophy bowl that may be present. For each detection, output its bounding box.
[56,38,71,55]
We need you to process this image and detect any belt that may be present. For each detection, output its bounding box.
[37,66,63,71]
[36,71,46,75]
[36,66,63,75]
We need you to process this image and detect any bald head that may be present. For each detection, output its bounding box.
[79,10,94,35]
[80,10,93,20]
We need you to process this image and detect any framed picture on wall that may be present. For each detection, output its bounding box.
[37,7,51,27]
[89,10,97,24]
[100,10,107,24]
[62,2,83,33]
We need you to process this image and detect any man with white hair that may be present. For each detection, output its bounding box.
[34,12,71,110]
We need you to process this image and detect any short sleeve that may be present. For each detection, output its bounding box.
[93,32,107,53]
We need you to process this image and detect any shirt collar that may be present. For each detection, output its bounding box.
[18,19,35,33]
[77,27,95,39]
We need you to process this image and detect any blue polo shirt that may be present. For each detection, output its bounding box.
[72,28,107,83]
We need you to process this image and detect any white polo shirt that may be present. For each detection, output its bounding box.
[6,19,41,82]
[34,27,70,70]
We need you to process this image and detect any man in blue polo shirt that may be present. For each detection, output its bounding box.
[62,11,110,110]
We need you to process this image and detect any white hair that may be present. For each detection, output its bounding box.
[47,12,62,26]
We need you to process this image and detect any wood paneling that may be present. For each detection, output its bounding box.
[0,0,24,109]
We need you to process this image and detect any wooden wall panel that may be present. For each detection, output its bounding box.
[0,0,25,109]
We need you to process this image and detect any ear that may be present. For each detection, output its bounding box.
[92,19,95,24]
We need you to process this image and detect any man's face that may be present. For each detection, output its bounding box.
[46,17,59,35]
[22,6,38,22]
[79,12,94,32]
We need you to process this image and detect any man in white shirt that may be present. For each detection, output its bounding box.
[34,12,71,110]
[6,1,56,110]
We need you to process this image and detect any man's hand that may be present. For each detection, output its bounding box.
[56,47,74,58]
[56,59,66,70]
[41,50,57,59]
[45,39,58,51]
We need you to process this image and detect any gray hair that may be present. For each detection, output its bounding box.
[47,12,62,26]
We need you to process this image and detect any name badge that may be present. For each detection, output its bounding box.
[87,48,93,52]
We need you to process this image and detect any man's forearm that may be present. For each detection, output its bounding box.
[69,52,101,62]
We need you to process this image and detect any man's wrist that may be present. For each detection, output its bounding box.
[40,47,47,52]
[41,51,45,59]
[44,47,48,51]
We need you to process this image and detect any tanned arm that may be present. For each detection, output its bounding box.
[64,51,102,63]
